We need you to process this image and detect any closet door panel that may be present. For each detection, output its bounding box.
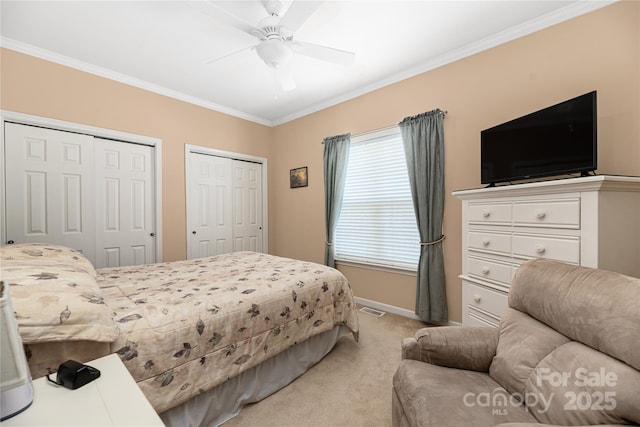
[188,153,232,258]
[4,123,95,259]
[95,139,155,268]
[26,171,47,234]
[186,150,264,259]
[232,160,263,252]
[63,174,83,233]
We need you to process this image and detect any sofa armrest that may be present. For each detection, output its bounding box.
[401,326,499,372]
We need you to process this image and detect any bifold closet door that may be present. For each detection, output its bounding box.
[188,153,233,258]
[187,151,264,259]
[232,160,263,252]
[4,122,156,268]
[4,122,96,259]
[94,138,156,268]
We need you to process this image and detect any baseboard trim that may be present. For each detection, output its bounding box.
[354,297,461,326]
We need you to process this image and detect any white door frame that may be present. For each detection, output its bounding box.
[0,110,163,262]
[185,144,268,259]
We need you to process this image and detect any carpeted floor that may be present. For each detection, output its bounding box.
[221,306,429,427]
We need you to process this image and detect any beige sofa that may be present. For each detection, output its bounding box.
[392,259,640,426]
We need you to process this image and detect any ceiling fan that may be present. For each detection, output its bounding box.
[194,0,356,92]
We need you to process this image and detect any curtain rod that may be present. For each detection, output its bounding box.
[322,110,448,143]
[358,110,448,138]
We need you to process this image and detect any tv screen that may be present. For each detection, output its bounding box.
[481,91,597,185]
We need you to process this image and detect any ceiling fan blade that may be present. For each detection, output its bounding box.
[291,41,355,66]
[275,65,296,92]
[205,45,256,65]
[190,1,263,38]
[279,1,323,32]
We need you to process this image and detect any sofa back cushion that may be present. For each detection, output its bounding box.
[490,308,570,396]
[509,259,640,371]
[491,259,640,425]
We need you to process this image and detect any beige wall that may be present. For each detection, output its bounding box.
[1,2,638,322]
[0,49,273,263]
[270,1,640,322]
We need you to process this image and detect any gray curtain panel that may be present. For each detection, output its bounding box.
[399,109,447,322]
[323,133,351,267]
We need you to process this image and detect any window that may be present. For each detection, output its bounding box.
[334,128,420,270]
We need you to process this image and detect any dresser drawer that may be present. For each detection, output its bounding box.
[468,256,512,289]
[468,202,512,224]
[512,233,580,264]
[462,281,508,328]
[468,230,511,255]
[513,198,580,229]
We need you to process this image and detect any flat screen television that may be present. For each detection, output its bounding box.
[481,91,597,186]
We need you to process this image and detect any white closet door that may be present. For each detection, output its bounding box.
[95,138,155,268]
[188,153,233,258]
[4,123,96,259]
[232,160,263,252]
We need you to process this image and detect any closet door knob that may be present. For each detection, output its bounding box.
[7,240,15,245]
[192,231,197,235]
[150,233,155,237]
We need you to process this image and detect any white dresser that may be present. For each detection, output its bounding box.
[453,175,640,327]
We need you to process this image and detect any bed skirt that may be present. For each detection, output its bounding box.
[160,325,350,427]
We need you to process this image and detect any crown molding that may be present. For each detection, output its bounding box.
[0,37,274,127]
[271,1,616,126]
[1,1,616,127]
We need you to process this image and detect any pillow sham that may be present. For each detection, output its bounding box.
[1,260,118,344]
[0,243,97,277]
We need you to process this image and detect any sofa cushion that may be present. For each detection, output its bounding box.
[509,259,640,371]
[393,359,538,426]
[490,308,570,397]
[524,341,640,425]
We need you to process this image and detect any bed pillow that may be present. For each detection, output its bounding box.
[1,243,97,277]
[1,259,118,344]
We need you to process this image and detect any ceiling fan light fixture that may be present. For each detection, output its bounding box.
[265,0,283,17]
[256,39,293,69]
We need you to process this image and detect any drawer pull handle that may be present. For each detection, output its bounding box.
[482,239,490,247]
[473,295,481,303]
[482,210,491,218]
[535,210,546,219]
[481,267,490,275]
[535,245,546,254]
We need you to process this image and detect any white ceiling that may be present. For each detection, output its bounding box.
[1,1,612,126]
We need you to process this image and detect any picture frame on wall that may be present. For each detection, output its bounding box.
[290,167,308,188]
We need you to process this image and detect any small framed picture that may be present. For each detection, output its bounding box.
[290,167,308,188]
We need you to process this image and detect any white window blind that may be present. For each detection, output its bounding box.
[334,128,420,270]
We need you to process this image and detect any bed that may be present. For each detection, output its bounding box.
[1,243,359,426]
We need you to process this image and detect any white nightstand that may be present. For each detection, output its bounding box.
[2,354,165,426]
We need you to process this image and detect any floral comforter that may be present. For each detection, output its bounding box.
[97,251,359,413]
[2,245,359,414]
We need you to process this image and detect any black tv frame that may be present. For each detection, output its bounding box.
[480,91,597,186]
